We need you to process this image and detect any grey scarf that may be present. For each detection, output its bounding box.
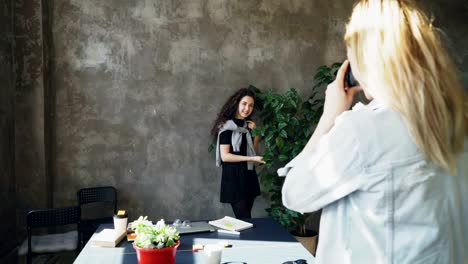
[216,120,256,170]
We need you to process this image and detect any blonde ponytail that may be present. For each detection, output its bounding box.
[345,0,467,175]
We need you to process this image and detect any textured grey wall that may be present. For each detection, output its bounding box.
[12,0,468,228]
[0,0,16,261]
[426,0,468,88]
[49,0,354,221]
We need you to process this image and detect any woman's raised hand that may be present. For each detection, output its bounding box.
[246,120,256,130]
[323,60,362,120]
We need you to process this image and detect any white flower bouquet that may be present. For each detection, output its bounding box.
[131,216,180,249]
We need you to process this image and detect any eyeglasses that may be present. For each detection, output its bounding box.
[282,259,307,264]
[172,219,192,228]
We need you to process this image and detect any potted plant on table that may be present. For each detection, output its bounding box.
[131,216,180,264]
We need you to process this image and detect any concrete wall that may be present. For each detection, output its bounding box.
[426,0,468,88]
[0,0,16,262]
[49,0,355,221]
[13,0,468,227]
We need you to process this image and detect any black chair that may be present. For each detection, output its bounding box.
[77,186,117,249]
[27,206,81,264]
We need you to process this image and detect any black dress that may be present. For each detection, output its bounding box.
[219,118,261,203]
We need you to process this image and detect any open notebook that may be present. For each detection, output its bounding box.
[208,216,253,232]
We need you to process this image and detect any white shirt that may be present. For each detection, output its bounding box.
[280,100,468,264]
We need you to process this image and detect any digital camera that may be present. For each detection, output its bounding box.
[345,65,359,87]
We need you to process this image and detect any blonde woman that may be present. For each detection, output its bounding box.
[280,0,467,263]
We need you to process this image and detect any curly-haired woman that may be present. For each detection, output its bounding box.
[211,88,265,219]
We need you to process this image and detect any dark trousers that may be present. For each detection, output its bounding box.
[230,197,255,219]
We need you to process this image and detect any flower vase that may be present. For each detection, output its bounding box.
[133,240,180,264]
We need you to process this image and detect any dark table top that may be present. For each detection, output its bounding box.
[74,217,315,264]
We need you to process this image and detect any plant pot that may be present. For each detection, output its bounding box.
[133,240,180,264]
[291,229,318,256]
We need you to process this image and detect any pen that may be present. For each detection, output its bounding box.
[217,229,240,235]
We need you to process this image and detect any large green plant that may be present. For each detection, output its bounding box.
[252,62,341,235]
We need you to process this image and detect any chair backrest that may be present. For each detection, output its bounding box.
[27,206,81,229]
[77,186,117,213]
[76,186,117,251]
[27,206,81,264]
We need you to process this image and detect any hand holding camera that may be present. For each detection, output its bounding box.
[322,61,362,123]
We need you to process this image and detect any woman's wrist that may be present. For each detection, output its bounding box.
[318,114,337,133]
